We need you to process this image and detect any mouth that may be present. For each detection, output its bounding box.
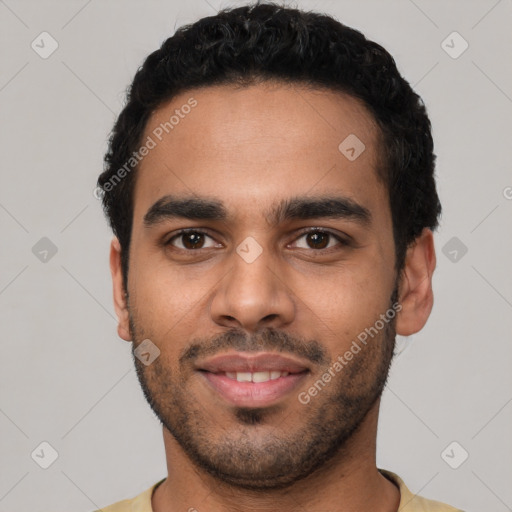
[195,352,310,408]
[219,370,294,382]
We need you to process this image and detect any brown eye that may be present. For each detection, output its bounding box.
[167,230,218,250]
[306,231,329,249]
[181,232,205,249]
[293,229,344,250]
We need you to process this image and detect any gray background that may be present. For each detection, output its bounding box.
[1,0,511,511]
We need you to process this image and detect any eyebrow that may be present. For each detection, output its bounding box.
[143,194,372,228]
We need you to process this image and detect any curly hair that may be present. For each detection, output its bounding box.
[97,1,441,291]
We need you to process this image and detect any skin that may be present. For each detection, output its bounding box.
[109,82,436,512]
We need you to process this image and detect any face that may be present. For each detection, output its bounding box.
[114,82,405,489]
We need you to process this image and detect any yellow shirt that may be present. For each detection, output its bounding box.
[95,470,463,511]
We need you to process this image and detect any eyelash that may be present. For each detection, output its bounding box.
[164,227,351,252]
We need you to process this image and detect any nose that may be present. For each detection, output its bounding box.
[210,243,296,332]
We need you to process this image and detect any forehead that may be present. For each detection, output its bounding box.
[133,82,387,225]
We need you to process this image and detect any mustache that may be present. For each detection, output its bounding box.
[179,327,329,367]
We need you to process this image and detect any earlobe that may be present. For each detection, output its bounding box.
[109,237,132,342]
[395,228,437,337]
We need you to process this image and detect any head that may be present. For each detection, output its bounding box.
[99,2,440,490]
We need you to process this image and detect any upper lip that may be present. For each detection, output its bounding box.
[195,352,310,374]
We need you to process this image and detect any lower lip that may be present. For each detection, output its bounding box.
[200,371,308,408]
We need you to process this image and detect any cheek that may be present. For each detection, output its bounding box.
[297,265,392,342]
[129,261,203,338]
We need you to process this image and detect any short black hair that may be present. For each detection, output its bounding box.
[97,1,441,291]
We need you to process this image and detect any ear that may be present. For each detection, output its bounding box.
[110,237,132,342]
[395,228,437,337]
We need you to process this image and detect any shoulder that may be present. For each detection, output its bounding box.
[92,479,165,512]
[379,469,464,512]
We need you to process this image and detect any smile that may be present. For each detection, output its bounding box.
[199,371,308,408]
[224,370,290,382]
[195,352,311,407]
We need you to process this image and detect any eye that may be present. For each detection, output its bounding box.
[164,228,349,253]
[292,229,347,250]
[166,230,220,250]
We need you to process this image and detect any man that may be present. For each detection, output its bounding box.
[95,2,462,511]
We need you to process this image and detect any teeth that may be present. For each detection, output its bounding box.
[252,371,270,383]
[225,371,290,382]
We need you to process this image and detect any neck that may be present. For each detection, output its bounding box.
[152,400,400,512]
